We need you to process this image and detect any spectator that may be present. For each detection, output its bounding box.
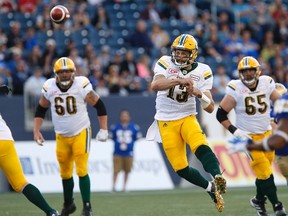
[18,0,37,14]
[268,0,288,22]
[40,39,58,79]
[12,58,30,95]
[149,23,170,49]
[178,0,197,23]
[239,29,260,58]
[119,50,139,78]
[0,0,17,13]
[95,78,109,97]
[231,0,253,24]
[35,4,54,32]
[136,54,152,81]
[110,109,142,192]
[98,45,111,73]
[23,27,38,52]
[161,0,181,20]
[92,6,111,32]
[25,45,42,70]
[140,0,162,24]
[6,21,23,48]
[250,2,274,43]
[72,3,91,30]
[224,31,242,58]
[212,65,231,95]
[88,64,103,90]
[126,19,154,55]
[260,30,276,62]
[24,67,46,111]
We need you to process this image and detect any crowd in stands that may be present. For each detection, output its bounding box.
[0,0,287,96]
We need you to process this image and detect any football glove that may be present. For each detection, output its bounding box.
[233,129,251,140]
[0,85,11,95]
[227,137,253,160]
[96,129,108,142]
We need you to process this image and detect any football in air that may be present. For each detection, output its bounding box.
[50,5,70,24]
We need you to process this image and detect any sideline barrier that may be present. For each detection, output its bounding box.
[15,139,174,193]
[181,138,286,188]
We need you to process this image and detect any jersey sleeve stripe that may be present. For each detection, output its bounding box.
[228,84,236,91]
[204,71,212,80]
[82,81,89,88]
[43,86,48,92]
[157,60,168,70]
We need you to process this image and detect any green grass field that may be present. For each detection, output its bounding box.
[0,186,287,216]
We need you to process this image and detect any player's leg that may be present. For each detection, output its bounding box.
[250,132,287,215]
[275,155,288,186]
[182,116,226,193]
[73,127,92,216]
[158,118,210,190]
[250,150,286,215]
[0,140,58,215]
[181,116,225,212]
[56,134,76,216]
[157,117,225,212]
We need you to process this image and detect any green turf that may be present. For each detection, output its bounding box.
[0,186,287,216]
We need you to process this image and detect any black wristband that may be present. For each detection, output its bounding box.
[228,125,237,134]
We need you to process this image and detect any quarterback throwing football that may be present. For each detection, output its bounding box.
[147,34,226,212]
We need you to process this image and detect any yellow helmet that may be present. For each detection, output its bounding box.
[171,34,198,68]
[53,57,76,87]
[275,83,287,95]
[237,56,261,86]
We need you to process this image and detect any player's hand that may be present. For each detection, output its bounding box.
[0,85,11,95]
[96,129,108,142]
[233,129,251,140]
[34,132,45,146]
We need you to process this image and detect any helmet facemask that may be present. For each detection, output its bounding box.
[171,48,197,68]
[237,56,261,87]
[53,57,76,88]
[55,70,75,87]
[239,68,260,86]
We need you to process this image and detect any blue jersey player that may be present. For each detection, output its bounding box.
[110,109,142,192]
[270,83,288,186]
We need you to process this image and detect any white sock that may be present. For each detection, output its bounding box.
[206,181,212,192]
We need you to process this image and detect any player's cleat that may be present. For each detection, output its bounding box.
[81,202,93,216]
[250,196,268,216]
[60,200,76,216]
[208,181,225,212]
[214,174,227,194]
[47,210,59,216]
[274,202,287,216]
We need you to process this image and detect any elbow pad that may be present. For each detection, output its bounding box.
[35,104,48,118]
[216,106,229,123]
[94,98,107,116]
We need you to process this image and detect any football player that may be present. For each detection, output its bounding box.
[270,83,288,186]
[33,57,108,216]
[147,34,226,212]
[0,85,59,216]
[216,56,286,216]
